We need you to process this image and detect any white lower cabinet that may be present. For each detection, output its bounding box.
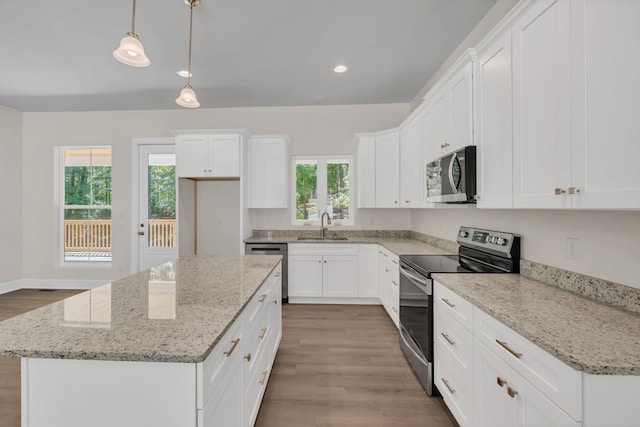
[198,263,282,427]
[378,246,399,327]
[288,244,359,300]
[358,244,379,298]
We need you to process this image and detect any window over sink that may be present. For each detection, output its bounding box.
[291,156,353,226]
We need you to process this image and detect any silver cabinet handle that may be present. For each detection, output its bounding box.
[568,187,580,194]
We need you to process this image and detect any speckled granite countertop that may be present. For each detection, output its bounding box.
[245,235,454,256]
[432,273,640,376]
[0,255,281,363]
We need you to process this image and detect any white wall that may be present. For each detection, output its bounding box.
[412,208,640,289]
[21,104,409,281]
[0,106,23,284]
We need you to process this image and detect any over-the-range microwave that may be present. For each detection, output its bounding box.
[425,145,476,203]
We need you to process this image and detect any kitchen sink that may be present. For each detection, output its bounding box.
[297,236,348,241]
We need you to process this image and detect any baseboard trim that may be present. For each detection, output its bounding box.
[0,279,111,295]
[288,296,382,305]
[0,279,23,295]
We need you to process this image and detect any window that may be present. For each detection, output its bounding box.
[292,156,353,225]
[61,147,112,264]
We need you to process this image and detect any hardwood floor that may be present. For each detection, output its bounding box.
[0,292,457,426]
[0,289,83,427]
[256,304,458,427]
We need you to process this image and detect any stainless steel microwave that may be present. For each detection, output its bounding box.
[425,145,476,203]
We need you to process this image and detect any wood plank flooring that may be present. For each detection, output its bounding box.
[0,292,457,426]
[0,289,83,427]
[256,304,458,427]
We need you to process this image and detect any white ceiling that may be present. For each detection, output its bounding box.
[0,0,497,112]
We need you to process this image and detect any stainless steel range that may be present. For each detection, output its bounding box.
[398,226,521,396]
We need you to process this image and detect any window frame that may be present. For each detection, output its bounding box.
[290,155,354,226]
[57,146,113,267]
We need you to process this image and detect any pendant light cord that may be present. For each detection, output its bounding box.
[187,1,194,87]
[130,0,137,34]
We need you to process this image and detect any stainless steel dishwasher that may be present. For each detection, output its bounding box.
[244,243,288,303]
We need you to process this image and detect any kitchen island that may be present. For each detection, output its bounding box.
[0,255,283,427]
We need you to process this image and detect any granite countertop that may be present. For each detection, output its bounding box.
[0,255,281,363]
[245,235,454,256]
[433,273,640,376]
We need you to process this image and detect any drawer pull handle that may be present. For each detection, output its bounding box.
[441,378,455,394]
[259,327,268,339]
[244,353,252,362]
[441,333,455,346]
[382,253,389,257]
[259,293,267,303]
[391,306,398,314]
[259,370,268,385]
[392,280,398,287]
[441,298,456,308]
[507,386,519,398]
[392,260,398,265]
[275,272,281,277]
[496,376,507,387]
[496,339,523,359]
[273,299,278,305]
[223,338,240,357]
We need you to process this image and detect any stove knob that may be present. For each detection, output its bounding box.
[489,236,497,243]
[501,238,508,246]
[459,230,468,238]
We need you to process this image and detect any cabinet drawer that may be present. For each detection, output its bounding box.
[244,341,273,427]
[245,281,271,327]
[435,306,473,378]
[473,307,582,420]
[197,319,243,409]
[243,306,271,393]
[379,246,399,263]
[435,349,473,427]
[434,281,473,331]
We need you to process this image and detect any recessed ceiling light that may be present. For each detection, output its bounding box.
[177,70,192,78]
[334,65,348,73]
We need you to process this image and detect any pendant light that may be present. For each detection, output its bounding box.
[176,0,200,108]
[113,0,150,67]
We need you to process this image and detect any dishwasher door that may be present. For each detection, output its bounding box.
[244,243,288,303]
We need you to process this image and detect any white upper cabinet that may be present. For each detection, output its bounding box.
[425,53,474,162]
[356,135,377,208]
[475,30,514,209]
[176,132,241,178]
[400,112,426,208]
[356,130,400,208]
[374,130,400,208]
[247,135,290,208]
[512,0,572,209]
[570,0,640,209]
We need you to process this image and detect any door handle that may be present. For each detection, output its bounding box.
[138,231,145,236]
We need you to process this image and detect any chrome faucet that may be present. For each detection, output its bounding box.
[320,211,332,237]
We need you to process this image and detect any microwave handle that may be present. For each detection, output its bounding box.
[448,152,458,191]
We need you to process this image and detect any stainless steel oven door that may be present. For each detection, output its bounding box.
[398,261,434,395]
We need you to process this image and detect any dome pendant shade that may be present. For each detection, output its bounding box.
[113,33,150,67]
[176,85,200,108]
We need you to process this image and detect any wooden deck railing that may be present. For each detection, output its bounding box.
[64,219,176,252]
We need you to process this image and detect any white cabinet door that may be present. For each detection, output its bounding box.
[476,31,514,209]
[210,134,240,177]
[374,131,400,208]
[323,255,358,297]
[449,62,474,153]
[357,244,379,298]
[421,102,437,164]
[248,136,289,208]
[357,135,377,208]
[288,255,323,297]
[511,370,580,427]
[570,0,640,209]
[400,116,424,208]
[512,0,572,208]
[474,340,514,427]
[177,135,210,178]
[431,90,451,156]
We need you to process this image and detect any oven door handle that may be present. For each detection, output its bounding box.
[399,264,432,295]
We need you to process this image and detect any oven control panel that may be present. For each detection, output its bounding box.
[457,226,521,258]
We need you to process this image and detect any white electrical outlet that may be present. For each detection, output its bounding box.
[566,238,579,260]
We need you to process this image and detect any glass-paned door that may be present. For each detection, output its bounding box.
[138,145,177,271]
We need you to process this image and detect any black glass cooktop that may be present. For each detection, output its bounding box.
[400,253,506,276]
